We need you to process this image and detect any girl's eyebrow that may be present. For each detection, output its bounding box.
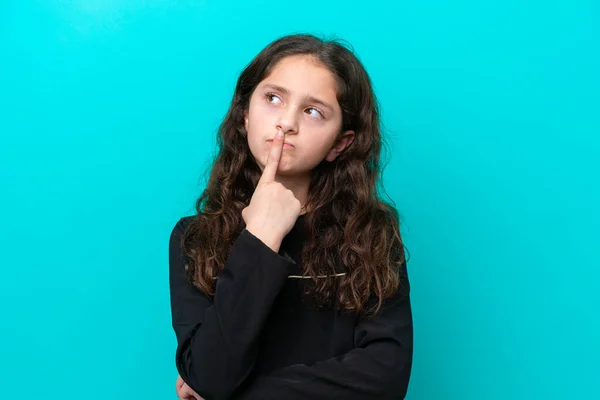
[262,83,334,113]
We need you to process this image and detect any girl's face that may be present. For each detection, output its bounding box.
[244,55,354,177]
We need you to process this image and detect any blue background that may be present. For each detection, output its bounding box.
[1,1,598,398]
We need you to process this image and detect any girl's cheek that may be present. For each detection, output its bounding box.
[262,103,280,116]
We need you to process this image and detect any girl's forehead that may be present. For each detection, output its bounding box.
[259,56,339,101]
[268,55,333,81]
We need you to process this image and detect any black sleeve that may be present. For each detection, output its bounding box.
[169,217,296,400]
[236,262,413,400]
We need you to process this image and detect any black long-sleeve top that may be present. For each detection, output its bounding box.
[169,214,413,400]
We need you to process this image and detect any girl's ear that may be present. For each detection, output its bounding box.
[244,109,249,132]
[326,130,355,162]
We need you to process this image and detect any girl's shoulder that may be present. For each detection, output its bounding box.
[169,215,198,254]
[171,215,196,235]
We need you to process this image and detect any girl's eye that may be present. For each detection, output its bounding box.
[306,107,324,119]
[265,93,323,119]
[266,93,282,104]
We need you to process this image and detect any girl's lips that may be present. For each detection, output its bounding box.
[267,139,294,148]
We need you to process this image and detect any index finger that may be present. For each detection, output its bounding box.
[258,129,285,184]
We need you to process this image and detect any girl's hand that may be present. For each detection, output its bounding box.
[175,375,204,400]
[242,129,301,252]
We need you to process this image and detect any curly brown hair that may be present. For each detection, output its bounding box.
[181,34,408,316]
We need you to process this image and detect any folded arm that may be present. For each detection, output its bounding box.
[237,262,413,400]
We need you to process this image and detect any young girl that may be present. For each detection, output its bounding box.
[169,34,413,400]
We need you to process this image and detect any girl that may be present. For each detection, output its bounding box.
[169,34,413,400]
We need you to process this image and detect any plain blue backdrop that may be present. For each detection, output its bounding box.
[1,1,598,398]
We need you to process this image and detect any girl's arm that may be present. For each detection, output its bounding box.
[169,217,295,400]
[236,263,413,400]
